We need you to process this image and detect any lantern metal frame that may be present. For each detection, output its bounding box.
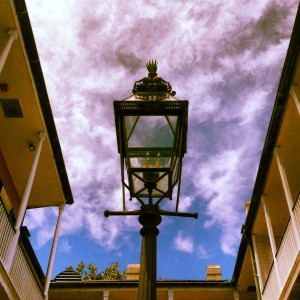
[113,99,189,211]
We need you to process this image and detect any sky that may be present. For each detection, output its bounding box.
[23,0,299,280]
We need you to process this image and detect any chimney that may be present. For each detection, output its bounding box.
[206,265,222,281]
[126,264,140,280]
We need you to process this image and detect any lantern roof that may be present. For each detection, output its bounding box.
[132,60,176,100]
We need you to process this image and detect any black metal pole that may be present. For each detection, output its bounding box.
[104,206,197,300]
[138,204,162,300]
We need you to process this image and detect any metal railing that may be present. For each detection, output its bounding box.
[0,196,15,265]
[276,221,298,285]
[262,193,300,299]
[293,190,300,231]
[9,243,43,299]
[0,198,43,299]
[263,264,280,300]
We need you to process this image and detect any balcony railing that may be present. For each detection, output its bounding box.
[262,192,300,299]
[293,190,300,232]
[0,198,44,299]
[10,242,44,299]
[0,197,15,265]
[263,264,280,300]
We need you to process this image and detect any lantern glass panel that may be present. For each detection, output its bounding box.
[125,116,177,148]
[131,172,169,197]
[121,114,180,198]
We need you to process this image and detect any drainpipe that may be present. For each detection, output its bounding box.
[241,225,262,300]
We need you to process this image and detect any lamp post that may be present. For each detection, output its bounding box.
[105,61,197,300]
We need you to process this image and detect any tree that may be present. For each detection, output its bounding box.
[85,263,101,280]
[65,265,74,271]
[76,261,85,278]
[101,262,126,280]
[65,261,126,280]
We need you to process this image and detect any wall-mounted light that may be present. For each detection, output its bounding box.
[0,83,9,92]
[29,144,35,151]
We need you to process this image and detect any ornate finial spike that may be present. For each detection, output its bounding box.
[146,60,158,76]
[133,60,174,98]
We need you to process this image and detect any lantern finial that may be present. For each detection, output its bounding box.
[146,60,158,77]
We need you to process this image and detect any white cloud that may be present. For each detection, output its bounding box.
[190,149,250,255]
[23,0,299,264]
[197,245,210,259]
[195,150,242,200]
[36,223,56,249]
[174,231,194,253]
[24,208,47,230]
[239,90,269,125]
[178,196,193,212]
[59,240,72,254]
[25,207,57,248]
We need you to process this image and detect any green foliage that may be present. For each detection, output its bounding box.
[76,261,85,278]
[65,261,126,280]
[101,262,126,280]
[85,263,102,280]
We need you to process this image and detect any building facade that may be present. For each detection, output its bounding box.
[49,266,254,300]
[0,0,74,299]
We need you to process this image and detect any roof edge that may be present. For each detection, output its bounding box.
[13,0,74,205]
[50,279,233,289]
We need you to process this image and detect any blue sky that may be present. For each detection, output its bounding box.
[23,0,299,280]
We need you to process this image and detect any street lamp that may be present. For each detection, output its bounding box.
[105,61,197,300]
